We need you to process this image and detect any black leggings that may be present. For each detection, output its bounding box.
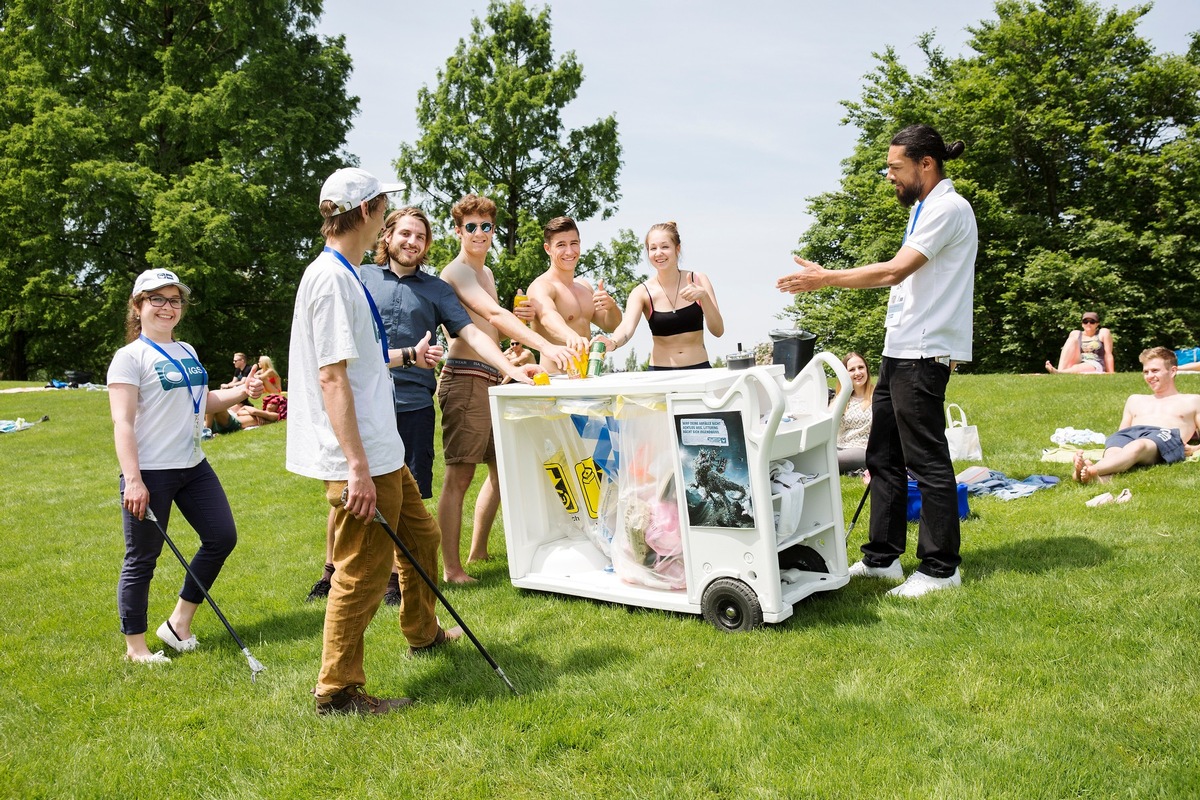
[117,460,237,635]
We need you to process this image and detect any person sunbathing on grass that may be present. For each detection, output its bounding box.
[1074,346,1200,483]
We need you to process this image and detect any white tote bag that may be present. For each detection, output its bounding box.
[944,403,983,462]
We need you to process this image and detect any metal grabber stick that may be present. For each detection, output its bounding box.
[846,481,871,539]
[345,490,518,694]
[144,508,266,682]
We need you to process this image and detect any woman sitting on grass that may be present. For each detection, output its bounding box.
[1045,311,1114,374]
[256,355,283,395]
[107,269,262,664]
[835,352,874,474]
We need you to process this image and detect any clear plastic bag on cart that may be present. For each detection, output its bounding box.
[502,397,616,558]
[612,396,686,590]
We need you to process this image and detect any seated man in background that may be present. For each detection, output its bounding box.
[1075,347,1200,483]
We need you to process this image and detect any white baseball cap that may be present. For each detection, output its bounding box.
[320,168,405,216]
[132,269,191,297]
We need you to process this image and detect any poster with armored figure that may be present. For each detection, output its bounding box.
[674,411,754,529]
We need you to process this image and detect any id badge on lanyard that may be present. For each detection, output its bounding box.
[140,335,207,459]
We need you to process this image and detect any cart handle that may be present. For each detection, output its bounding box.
[694,367,784,448]
[778,351,852,424]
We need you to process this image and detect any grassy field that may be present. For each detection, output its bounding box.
[1,372,1197,799]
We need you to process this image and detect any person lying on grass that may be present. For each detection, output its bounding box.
[1074,346,1200,483]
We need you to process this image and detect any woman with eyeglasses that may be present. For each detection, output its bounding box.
[602,220,724,369]
[1045,311,1115,374]
[107,269,263,664]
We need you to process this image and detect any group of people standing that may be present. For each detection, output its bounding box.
[109,122,1025,712]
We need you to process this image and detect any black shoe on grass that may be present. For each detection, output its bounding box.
[384,587,402,607]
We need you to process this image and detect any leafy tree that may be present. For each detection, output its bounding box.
[784,0,1200,372]
[393,0,640,310]
[0,1,357,380]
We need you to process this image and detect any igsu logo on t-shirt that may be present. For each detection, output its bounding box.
[154,358,206,391]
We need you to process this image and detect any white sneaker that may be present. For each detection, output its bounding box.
[847,559,904,581]
[157,620,199,653]
[886,569,961,598]
[125,650,171,665]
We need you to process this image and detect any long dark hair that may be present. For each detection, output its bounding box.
[890,124,965,172]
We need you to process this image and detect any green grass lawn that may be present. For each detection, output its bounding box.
[1,372,1197,799]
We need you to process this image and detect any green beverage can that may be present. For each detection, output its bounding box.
[586,340,606,377]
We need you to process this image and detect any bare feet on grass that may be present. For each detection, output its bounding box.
[442,570,477,585]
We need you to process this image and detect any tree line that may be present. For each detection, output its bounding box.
[1,0,1195,380]
[786,0,1200,372]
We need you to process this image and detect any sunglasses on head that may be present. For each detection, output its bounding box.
[462,222,494,233]
[1082,317,1099,324]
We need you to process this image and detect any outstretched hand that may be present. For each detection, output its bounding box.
[776,257,825,294]
[513,288,536,323]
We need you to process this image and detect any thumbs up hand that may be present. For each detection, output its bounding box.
[593,278,617,314]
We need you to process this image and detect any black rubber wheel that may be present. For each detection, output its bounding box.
[701,578,763,632]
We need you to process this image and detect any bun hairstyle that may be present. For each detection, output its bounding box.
[891,124,965,171]
[645,220,681,251]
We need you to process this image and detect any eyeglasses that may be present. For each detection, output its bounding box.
[462,222,494,233]
[1082,318,1099,324]
[147,295,186,309]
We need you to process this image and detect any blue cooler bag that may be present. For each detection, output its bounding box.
[906,481,969,522]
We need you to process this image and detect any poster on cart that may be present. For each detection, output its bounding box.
[674,411,755,529]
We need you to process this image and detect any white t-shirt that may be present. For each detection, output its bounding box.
[883,179,977,361]
[107,338,208,470]
[285,249,405,481]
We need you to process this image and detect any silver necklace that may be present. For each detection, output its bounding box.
[656,271,682,311]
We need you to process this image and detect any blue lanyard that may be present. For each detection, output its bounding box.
[324,246,389,362]
[902,199,924,244]
[139,335,207,414]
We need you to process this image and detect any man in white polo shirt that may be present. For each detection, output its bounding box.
[777,124,977,598]
[288,168,461,715]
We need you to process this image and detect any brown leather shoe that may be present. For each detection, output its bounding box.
[315,685,414,716]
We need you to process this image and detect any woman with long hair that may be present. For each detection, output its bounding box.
[836,352,875,474]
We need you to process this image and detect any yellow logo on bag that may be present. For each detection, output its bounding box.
[543,458,578,514]
[575,457,601,520]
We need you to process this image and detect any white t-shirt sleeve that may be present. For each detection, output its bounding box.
[308,270,362,368]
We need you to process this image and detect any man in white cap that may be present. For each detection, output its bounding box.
[287,168,461,716]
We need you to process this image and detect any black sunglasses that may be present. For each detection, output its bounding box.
[462,222,494,233]
[1082,317,1099,324]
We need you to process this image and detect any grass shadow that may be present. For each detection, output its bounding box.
[967,534,1111,579]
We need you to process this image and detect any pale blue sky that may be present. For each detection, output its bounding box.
[318,0,1196,361]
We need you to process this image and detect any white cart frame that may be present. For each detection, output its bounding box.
[489,354,852,631]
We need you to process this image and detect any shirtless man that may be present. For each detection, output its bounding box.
[1074,346,1200,483]
[437,194,572,583]
[518,216,622,373]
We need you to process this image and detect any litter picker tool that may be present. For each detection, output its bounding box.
[846,481,870,539]
[144,508,266,682]
[347,490,519,695]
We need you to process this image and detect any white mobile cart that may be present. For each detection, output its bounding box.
[489,354,852,631]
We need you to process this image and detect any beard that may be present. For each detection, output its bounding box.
[893,180,921,208]
[388,241,424,268]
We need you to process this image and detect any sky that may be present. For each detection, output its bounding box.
[316,0,1196,362]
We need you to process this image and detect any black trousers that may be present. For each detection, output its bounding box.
[861,356,961,578]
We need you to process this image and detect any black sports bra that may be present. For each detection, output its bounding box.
[644,276,705,337]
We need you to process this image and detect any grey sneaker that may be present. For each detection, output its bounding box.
[847,559,905,581]
[315,685,413,716]
[886,569,961,598]
[305,578,332,602]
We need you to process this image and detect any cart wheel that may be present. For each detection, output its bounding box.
[701,578,763,633]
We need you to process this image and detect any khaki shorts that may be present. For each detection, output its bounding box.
[437,360,501,465]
